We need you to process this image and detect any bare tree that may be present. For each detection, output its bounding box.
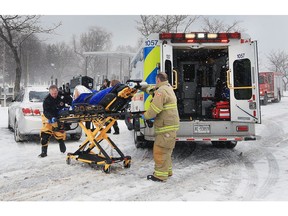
[20,34,43,86]
[45,42,77,85]
[201,17,245,33]
[267,50,288,90]
[0,15,60,95]
[136,15,199,37]
[72,26,112,77]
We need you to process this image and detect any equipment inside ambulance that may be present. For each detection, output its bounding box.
[128,32,261,149]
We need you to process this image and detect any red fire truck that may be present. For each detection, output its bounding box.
[259,72,283,105]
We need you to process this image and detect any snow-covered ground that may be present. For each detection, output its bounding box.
[1,94,288,214]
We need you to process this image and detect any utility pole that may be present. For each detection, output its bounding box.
[120,56,123,82]
[85,56,88,76]
[106,55,109,79]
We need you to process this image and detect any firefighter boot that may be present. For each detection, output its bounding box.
[38,146,48,158]
[58,139,66,153]
[113,124,120,135]
[147,175,165,182]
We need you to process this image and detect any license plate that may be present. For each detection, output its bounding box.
[194,125,210,134]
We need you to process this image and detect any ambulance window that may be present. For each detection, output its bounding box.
[165,60,172,84]
[233,59,252,100]
[183,64,195,82]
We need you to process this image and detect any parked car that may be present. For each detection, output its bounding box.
[8,86,82,142]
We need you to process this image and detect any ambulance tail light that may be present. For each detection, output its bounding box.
[236,125,249,132]
[160,32,241,43]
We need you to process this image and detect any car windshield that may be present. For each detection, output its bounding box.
[29,91,48,102]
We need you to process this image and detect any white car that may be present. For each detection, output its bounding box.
[8,86,82,142]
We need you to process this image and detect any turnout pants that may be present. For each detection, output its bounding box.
[40,115,66,147]
[153,131,177,181]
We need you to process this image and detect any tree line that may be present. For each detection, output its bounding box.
[1,15,287,96]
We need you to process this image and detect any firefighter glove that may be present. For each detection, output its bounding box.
[48,117,57,124]
[141,114,145,120]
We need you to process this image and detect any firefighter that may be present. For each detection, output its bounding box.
[100,79,120,135]
[38,85,67,158]
[142,72,180,182]
[100,78,110,90]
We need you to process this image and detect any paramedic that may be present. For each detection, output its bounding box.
[143,72,179,182]
[38,85,67,158]
[100,78,110,90]
[107,79,120,135]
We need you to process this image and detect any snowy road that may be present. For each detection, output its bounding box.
[1,95,288,202]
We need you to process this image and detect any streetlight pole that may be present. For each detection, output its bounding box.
[85,56,88,76]
[106,55,109,79]
[120,56,123,82]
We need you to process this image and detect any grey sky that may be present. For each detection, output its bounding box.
[39,15,142,49]
[2,0,287,71]
[38,15,288,70]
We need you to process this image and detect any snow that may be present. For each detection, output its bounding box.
[1,94,288,215]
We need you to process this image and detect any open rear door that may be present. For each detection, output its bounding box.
[162,44,177,89]
[228,41,261,123]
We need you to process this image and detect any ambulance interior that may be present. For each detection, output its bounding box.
[168,47,230,121]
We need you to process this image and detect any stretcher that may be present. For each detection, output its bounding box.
[57,80,143,173]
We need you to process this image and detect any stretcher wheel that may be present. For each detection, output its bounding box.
[103,165,111,174]
[123,160,131,168]
[66,157,71,165]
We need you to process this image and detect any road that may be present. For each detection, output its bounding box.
[0,97,288,201]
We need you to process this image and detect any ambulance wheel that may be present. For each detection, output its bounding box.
[225,141,237,149]
[66,157,71,165]
[103,165,111,174]
[212,141,237,149]
[134,131,147,148]
[212,141,225,148]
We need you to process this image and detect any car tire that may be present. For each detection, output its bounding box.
[14,120,25,142]
[70,133,82,141]
[8,113,13,130]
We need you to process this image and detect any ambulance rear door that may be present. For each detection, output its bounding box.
[228,40,261,124]
[161,43,177,88]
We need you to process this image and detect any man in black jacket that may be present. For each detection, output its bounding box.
[39,85,67,157]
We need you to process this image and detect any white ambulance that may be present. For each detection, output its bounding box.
[129,32,261,149]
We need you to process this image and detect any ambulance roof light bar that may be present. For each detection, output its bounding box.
[159,32,241,43]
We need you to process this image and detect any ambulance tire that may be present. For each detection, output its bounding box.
[225,141,237,149]
[134,131,147,148]
[212,141,237,149]
[212,141,226,148]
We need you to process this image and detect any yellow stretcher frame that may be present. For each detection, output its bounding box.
[59,113,131,174]
[57,80,146,173]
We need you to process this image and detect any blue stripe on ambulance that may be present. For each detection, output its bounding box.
[143,45,160,110]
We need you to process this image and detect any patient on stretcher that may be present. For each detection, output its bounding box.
[72,80,121,105]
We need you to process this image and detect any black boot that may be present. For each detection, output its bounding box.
[58,139,66,153]
[38,146,48,158]
[113,121,119,135]
[147,175,165,182]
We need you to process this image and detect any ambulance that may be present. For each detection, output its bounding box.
[129,32,261,149]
